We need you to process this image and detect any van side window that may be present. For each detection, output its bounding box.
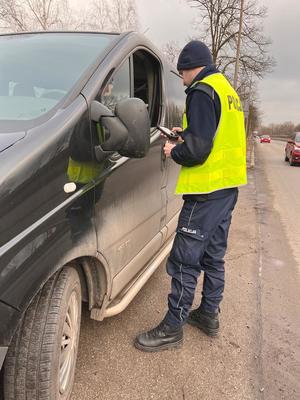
[167,71,185,128]
[132,50,161,128]
[100,50,161,128]
[101,59,130,111]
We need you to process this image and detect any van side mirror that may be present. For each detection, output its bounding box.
[115,98,150,158]
[91,98,150,162]
[91,101,128,162]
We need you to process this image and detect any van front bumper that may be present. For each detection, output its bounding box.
[0,346,8,370]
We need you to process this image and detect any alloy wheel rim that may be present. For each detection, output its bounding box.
[59,291,80,395]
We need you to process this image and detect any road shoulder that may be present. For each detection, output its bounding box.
[254,144,300,400]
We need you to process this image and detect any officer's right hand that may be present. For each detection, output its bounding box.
[171,127,183,133]
[171,127,184,143]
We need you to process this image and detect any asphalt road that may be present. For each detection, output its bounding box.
[254,140,300,400]
[70,140,300,400]
[255,140,300,265]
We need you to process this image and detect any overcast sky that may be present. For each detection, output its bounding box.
[74,0,300,126]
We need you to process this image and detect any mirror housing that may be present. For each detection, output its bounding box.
[91,101,114,120]
[91,98,150,162]
[115,98,150,158]
[91,101,128,162]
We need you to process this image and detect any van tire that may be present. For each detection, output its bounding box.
[4,267,82,400]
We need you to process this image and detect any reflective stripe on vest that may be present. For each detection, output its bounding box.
[175,73,247,194]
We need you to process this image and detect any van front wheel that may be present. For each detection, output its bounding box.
[4,266,82,400]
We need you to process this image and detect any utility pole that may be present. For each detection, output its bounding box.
[233,0,244,89]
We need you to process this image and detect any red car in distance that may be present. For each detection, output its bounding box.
[285,132,300,166]
[260,135,271,143]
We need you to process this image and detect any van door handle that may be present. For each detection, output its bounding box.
[64,182,77,193]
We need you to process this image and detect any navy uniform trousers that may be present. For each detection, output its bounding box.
[164,189,238,327]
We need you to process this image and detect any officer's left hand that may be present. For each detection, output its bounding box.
[163,141,177,158]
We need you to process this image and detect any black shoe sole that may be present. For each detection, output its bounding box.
[134,338,183,352]
[187,318,219,337]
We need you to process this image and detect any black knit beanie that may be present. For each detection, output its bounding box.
[177,40,213,70]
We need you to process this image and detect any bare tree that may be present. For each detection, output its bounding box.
[161,40,181,65]
[294,123,300,132]
[0,0,139,33]
[0,0,72,31]
[110,0,138,31]
[25,0,68,31]
[86,0,139,32]
[87,0,111,31]
[260,121,295,138]
[187,0,275,142]
[0,0,29,31]
[188,0,275,87]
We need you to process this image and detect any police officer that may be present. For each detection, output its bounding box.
[135,40,247,352]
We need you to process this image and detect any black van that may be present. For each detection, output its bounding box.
[0,32,185,399]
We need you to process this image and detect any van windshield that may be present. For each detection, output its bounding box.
[0,33,116,121]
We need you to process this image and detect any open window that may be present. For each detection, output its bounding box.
[132,50,161,128]
[100,49,161,129]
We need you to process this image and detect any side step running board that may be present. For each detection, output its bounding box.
[103,238,174,318]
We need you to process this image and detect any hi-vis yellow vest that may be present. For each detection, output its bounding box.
[175,73,247,194]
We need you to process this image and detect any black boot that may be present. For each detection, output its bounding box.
[134,321,183,352]
[187,308,219,337]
